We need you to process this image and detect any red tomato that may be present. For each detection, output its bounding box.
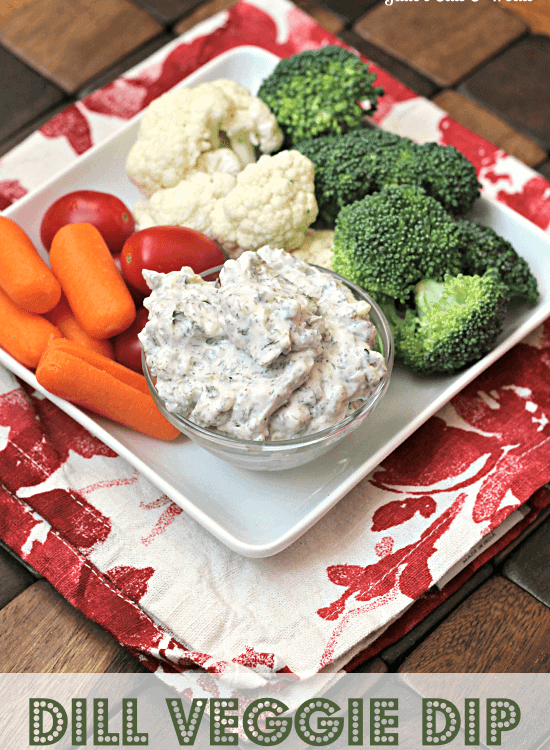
[112,253,146,307]
[40,190,135,253]
[113,306,149,373]
[121,226,225,295]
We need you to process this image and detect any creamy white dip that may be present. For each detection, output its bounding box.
[140,247,387,441]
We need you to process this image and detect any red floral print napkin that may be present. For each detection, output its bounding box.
[0,0,549,680]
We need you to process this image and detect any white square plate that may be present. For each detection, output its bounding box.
[3,46,550,558]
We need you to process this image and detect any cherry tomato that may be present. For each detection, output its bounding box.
[112,253,146,307]
[121,226,225,295]
[113,306,149,373]
[40,190,135,253]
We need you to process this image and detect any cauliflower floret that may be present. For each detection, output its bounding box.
[195,148,242,177]
[291,229,335,270]
[134,171,237,233]
[126,79,283,197]
[133,151,319,259]
[210,150,318,258]
[204,79,284,163]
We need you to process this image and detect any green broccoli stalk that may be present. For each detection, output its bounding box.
[382,271,507,375]
[257,46,384,148]
[294,130,481,226]
[457,218,539,306]
[332,185,464,303]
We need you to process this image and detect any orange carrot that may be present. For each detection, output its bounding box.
[0,216,61,313]
[41,338,149,391]
[45,297,115,359]
[35,338,180,441]
[0,285,62,368]
[49,222,136,339]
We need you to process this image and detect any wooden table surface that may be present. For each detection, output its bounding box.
[1,0,550,683]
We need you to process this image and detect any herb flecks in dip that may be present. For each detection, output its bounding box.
[140,247,387,441]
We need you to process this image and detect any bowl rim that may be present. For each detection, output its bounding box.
[141,261,394,450]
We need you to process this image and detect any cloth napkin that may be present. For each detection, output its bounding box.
[1,0,550,682]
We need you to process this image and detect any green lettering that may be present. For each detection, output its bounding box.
[29,699,68,746]
[165,697,207,745]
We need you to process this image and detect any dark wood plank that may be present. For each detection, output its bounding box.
[538,160,550,182]
[493,502,550,566]
[380,564,494,667]
[432,89,547,167]
[0,542,36,609]
[308,0,381,26]
[351,657,387,674]
[353,0,526,88]
[0,0,163,93]
[104,648,150,674]
[339,29,439,99]
[502,516,550,608]
[460,35,550,150]
[130,0,204,25]
[0,43,65,143]
[0,538,41,578]
[398,576,550,673]
[0,100,70,158]
[0,580,143,672]
[292,0,344,35]
[173,0,237,34]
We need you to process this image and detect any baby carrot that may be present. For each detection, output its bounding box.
[45,297,115,359]
[42,338,148,392]
[36,338,180,441]
[0,285,62,368]
[0,216,61,313]
[49,222,136,339]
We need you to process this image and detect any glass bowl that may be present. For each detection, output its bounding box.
[142,264,394,472]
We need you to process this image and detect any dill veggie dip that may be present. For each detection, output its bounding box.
[140,246,387,441]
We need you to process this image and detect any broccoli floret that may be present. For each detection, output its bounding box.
[294,130,481,225]
[414,142,481,216]
[457,218,539,306]
[257,46,383,148]
[294,129,412,225]
[382,271,507,375]
[332,185,463,303]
